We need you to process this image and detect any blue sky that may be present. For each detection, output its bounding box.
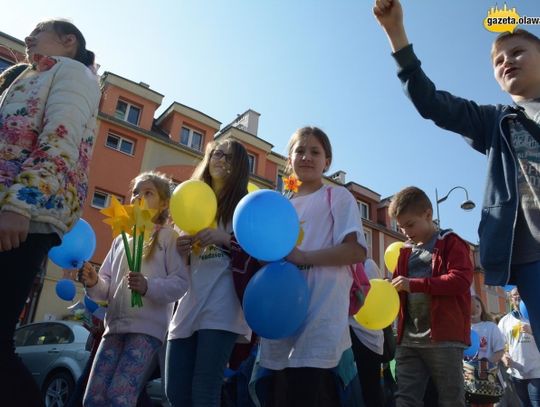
[3,0,539,243]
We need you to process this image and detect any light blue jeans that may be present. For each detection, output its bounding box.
[165,329,238,407]
[394,345,465,407]
[514,260,540,353]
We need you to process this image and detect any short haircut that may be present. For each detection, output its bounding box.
[388,186,432,219]
[491,29,540,59]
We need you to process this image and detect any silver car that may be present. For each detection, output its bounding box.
[14,320,90,407]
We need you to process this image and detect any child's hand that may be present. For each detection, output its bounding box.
[127,272,148,295]
[193,228,230,248]
[501,353,513,368]
[392,276,410,292]
[521,323,532,334]
[373,0,403,30]
[78,262,98,288]
[286,248,307,266]
[176,235,193,257]
[373,0,409,52]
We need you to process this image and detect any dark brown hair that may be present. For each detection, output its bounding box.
[472,295,493,322]
[388,186,433,219]
[192,138,249,226]
[491,28,540,59]
[286,126,332,175]
[35,20,95,67]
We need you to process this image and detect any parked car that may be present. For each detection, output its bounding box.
[14,320,90,407]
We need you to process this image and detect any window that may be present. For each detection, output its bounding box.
[276,173,284,193]
[390,219,400,233]
[247,154,256,174]
[106,133,134,155]
[363,229,372,258]
[115,100,141,125]
[358,201,369,220]
[0,58,12,73]
[91,190,123,209]
[180,127,203,151]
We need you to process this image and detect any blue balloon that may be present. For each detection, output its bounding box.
[49,219,96,269]
[504,284,516,292]
[464,330,480,358]
[84,295,99,313]
[520,301,529,322]
[242,261,310,339]
[55,279,77,301]
[233,190,299,262]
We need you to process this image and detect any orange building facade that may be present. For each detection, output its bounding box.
[0,31,509,322]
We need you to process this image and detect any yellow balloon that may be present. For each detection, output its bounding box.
[247,182,259,193]
[354,279,399,330]
[384,241,404,272]
[170,180,217,234]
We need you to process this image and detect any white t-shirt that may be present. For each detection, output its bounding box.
[498,312,540,379]
[471,320,505,362]
[350,258,384,355]
[168,223,251,341]
[259,185,367,370]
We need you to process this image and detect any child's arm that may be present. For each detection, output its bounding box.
[143,229,190,305]
[85,238,119,302]
[373,0,409,52]
[287,187,367,267]
[407,234,473,295]
[374,1,498,153]
[287,233,366,267]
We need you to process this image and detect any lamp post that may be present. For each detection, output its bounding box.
[435,186,476,228]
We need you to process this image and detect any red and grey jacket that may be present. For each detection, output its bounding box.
[394,230,473,345]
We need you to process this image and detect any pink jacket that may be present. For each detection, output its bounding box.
[87,227,189,342]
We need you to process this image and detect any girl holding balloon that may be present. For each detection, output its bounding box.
[465,295,505,407]
[259,126,368,406]
[0,20,101,406]
[79,171,189,407]
[165,138,253,407]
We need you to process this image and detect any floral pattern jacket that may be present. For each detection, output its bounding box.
[0,55,101,235]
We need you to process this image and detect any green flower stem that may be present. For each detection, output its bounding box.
[130,227,145,308]
[121,231,134,271]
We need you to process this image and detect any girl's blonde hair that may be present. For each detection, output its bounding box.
[472,295,493,322]
[130,171,173,259]
[191,138,249,226]
[285,126,332,175]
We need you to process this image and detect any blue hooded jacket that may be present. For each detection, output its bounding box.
[393,44,522,286]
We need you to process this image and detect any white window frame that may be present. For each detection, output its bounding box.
[115,99,141,125]
[105,132,135,156]
[247,153,256,174]
[91,190,124,210]
[390,218,399,233]
[180,126,204,151]
[358,201,369,220]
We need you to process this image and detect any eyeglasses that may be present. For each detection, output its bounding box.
[211,150,232,162]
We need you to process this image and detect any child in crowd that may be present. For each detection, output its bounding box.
[349,258,385,407]
[166,138,252,407]
[0,19,100,406]
[373,0,540,347]
[259,126,367,406]
[467,295,505,407]
[79,171,189,407]
[388,186,473,407]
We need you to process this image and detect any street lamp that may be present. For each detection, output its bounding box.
[435,186,476,227]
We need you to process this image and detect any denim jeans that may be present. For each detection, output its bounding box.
[511,377,540,407]
[165,329,238,407]
[514,261,540,353]
[0,233,60,407]
[394,345,465,407]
